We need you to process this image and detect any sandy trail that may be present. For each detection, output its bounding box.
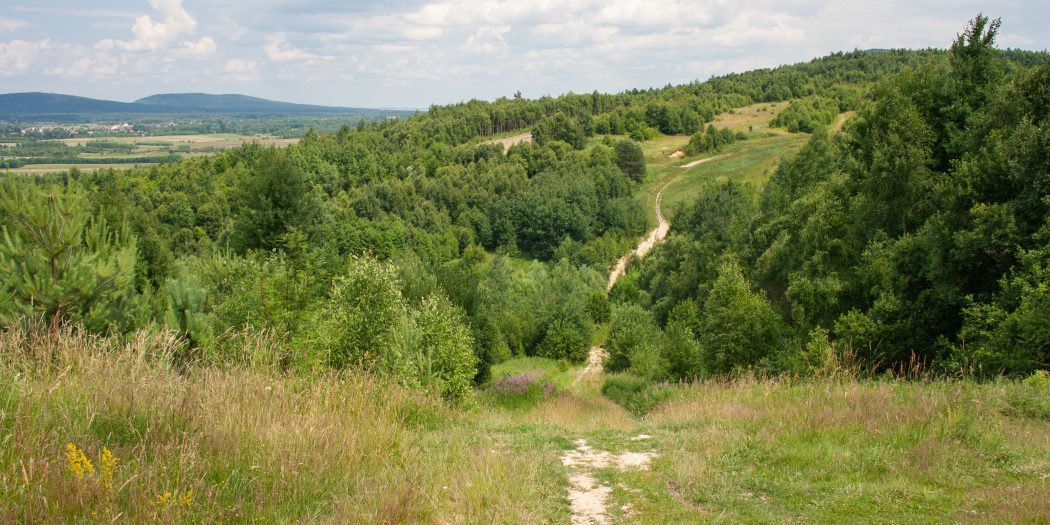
[561,436,658,524]
[679,152,730,169]
[562,347,659,524]
[606,153,729,291]
[573,347,608,386]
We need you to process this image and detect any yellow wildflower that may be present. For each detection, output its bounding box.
[180,489,194,508]
[65,443,95,479]
[99,447,118,491]
[150,491,174,508]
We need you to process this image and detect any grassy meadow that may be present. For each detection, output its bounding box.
[3,321,1047,523]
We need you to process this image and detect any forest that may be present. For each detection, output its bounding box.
[607,16,1050,384]
[1,15,1048,523]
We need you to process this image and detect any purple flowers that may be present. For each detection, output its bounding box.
[488,373,557,408]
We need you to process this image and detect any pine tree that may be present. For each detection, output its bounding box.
[0,181,139,333]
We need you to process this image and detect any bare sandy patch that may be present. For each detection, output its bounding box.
[483,132,533,153]
[561,438,659,524]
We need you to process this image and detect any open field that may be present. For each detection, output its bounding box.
[710,101,789,132]
[5,163,160,174]
[660,133,808,213]
[53,134,299,148]
[2,134,300,174]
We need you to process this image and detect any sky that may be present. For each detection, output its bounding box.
[1,1,1048,109]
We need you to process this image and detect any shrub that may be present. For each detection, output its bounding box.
[602,373,678,416]
[0,181,141,333]
[410,294,477,405]
[295,257,407,373]
[699,261,785,375]
[1004,371,1050,421]
[605,303,661,372]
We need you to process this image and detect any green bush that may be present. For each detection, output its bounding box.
[410,294,478,404]
[295,257,408,373]
[606,303,661,372]
[699,261,785,375]
[602,373,678,416]
[1004,371,1050,420]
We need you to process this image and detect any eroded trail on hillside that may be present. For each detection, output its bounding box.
[606,153,729,291]
[562,346,658,524]
[565,153,728,523]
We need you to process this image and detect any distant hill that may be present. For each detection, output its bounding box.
[0,93,156,120]
[0,92,406,121]
[134,93,387,116]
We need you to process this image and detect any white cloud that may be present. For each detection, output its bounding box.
[224,58,259,80]
[0,16,30,31]
[264,33,324,61]
[116,0,198,51]
[711,11,805,46]
[463,25,511,55]
[0,39,49,75]
[46,53,124,77]
[176,36,217,58]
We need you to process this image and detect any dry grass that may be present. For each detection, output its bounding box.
[0,323,566,523]
[709,102,789,132]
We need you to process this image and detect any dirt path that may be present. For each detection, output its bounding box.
[573,347,608,386]
[679,152,729,169]
[562,346,658,524]
[606,153,728,291]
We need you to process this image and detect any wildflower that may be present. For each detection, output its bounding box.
[180,489,194,508]
[65,443,95,479]
[151,491,173,508]
[99,447,118,491]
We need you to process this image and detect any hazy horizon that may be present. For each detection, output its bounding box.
[2,1,1048,109]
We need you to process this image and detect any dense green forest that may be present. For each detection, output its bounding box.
[610,16,1050,381]
[2,18,1048,406]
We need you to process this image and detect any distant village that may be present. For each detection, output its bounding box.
[9,121,180,138]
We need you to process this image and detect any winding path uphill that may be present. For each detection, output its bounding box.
[606,153,729,291]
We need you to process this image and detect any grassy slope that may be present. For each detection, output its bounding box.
[0,327,568,524]
[614,379,1050,523]
[628,102,806,228]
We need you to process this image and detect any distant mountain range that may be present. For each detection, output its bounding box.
[0,92,411,121]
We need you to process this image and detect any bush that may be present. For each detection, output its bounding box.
[294,257,407,373]
[602,373,678,416]
[409,294,478,404]
[699,261,785,375]
[606,303,661,372]
[1004,371,1050,420]
[771,96,839,132]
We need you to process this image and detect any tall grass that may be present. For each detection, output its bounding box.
[634,376,1050,523]
[0,321,566,523]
